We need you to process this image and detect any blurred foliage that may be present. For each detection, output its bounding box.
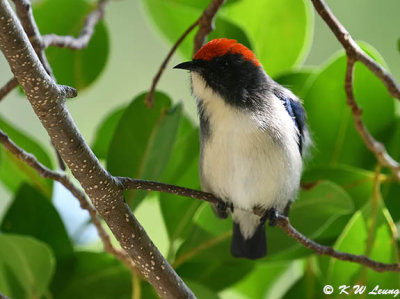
[1,0,400,298]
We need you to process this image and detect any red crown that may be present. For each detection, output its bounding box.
[193,38,261,67]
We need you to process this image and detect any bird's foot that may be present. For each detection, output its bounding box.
[260,208,278,227]
[212,200,231,219]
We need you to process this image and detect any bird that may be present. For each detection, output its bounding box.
[174,38,310,260]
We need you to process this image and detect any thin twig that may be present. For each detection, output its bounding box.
[311,0,400,180]
[276,216,400,272]
[120,176,400,273]
[193,0,225,53]
[0,129,136,273]
[311,0,400,99]
[0,0,110,103]
[42,0,109,49]
[144,0,225,107]
[144,19,199,107]
[345,59,400,179]
[0,77,18,102]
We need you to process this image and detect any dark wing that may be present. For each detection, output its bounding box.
[281,97,306,155]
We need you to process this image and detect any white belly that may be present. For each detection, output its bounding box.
[192,74,301,213]
[201,115,293,212]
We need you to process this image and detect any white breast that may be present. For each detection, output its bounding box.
[192,73,302,217]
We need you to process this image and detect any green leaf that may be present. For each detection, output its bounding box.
[267,181,354,260]
[1,184,73,260]
[397,38,400,53]
[0,117,53,196]
[222,0,313,76]
[34,0,109,90]
[177,257,254,292]
[282,260,322,299]
[326,200,400,287]
[92,105,126,160]
[51,251,132,299]
[275,69,315,99]
[303,47,395,169]
[141,0,253,60]
[186,280,221,299]
[142,0,312,77]
[382,117,400,222]
[159,116,202,250]
[0,234,55,299]
[303,165,376,209]
[107,92,182,209]
[174,181,352,288]
[230,260,303,299]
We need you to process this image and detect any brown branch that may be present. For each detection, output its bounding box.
[276,216,400,272]
[193,0,225,53]
[0,77,18,101]
[121,177,400,273]
[0,129,136,272]
[42,0,109,49]
[311,0,400,99]
[119,177,220,205]
[4,121,397,274]
[144,0,225,107]
[13,0,53,76]
[144,19,199,107]
[0,0,109,103]
[311,0,400,180]
[0,1,194,297]
[345,58,400,178]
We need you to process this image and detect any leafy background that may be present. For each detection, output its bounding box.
[0,0,400,298]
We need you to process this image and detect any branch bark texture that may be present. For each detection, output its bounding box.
[0,1,194,297]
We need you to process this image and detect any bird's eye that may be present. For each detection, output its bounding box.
[220,60,229,70]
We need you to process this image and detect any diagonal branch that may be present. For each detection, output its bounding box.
[13,0,53,76]
[0,129,136,272]
[345,58,400,179]
[276,216,400,272]
[0,0,110,102]
[121,177,400,273]
[0,1,194,297]
[193,0,225,53]
[3,126,398,273]
[144,0,225,107]
[311,0,400,180]
[311,0,400,99]
[0,77,18,102]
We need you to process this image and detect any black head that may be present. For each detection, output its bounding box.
[174,39,270,109]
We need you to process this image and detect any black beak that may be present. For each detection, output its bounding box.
[173,61,197,71]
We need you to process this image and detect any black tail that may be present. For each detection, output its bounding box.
[231,222,266,260]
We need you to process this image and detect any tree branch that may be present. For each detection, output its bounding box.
[311,0,400,99]
[0,1,194,297]
[311,0,400,180]
[144,19,199,107]
[0,129,136,273]
[345,58,400,178]
[4,122,398,274]
[193,0,225,53]
[42,0,109,49]
[0,0,109,102]
[144,0,225,107]
[0,77,18,101]
[276,216,400,272]
[120,176,400,273]
[13,0,53,76]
